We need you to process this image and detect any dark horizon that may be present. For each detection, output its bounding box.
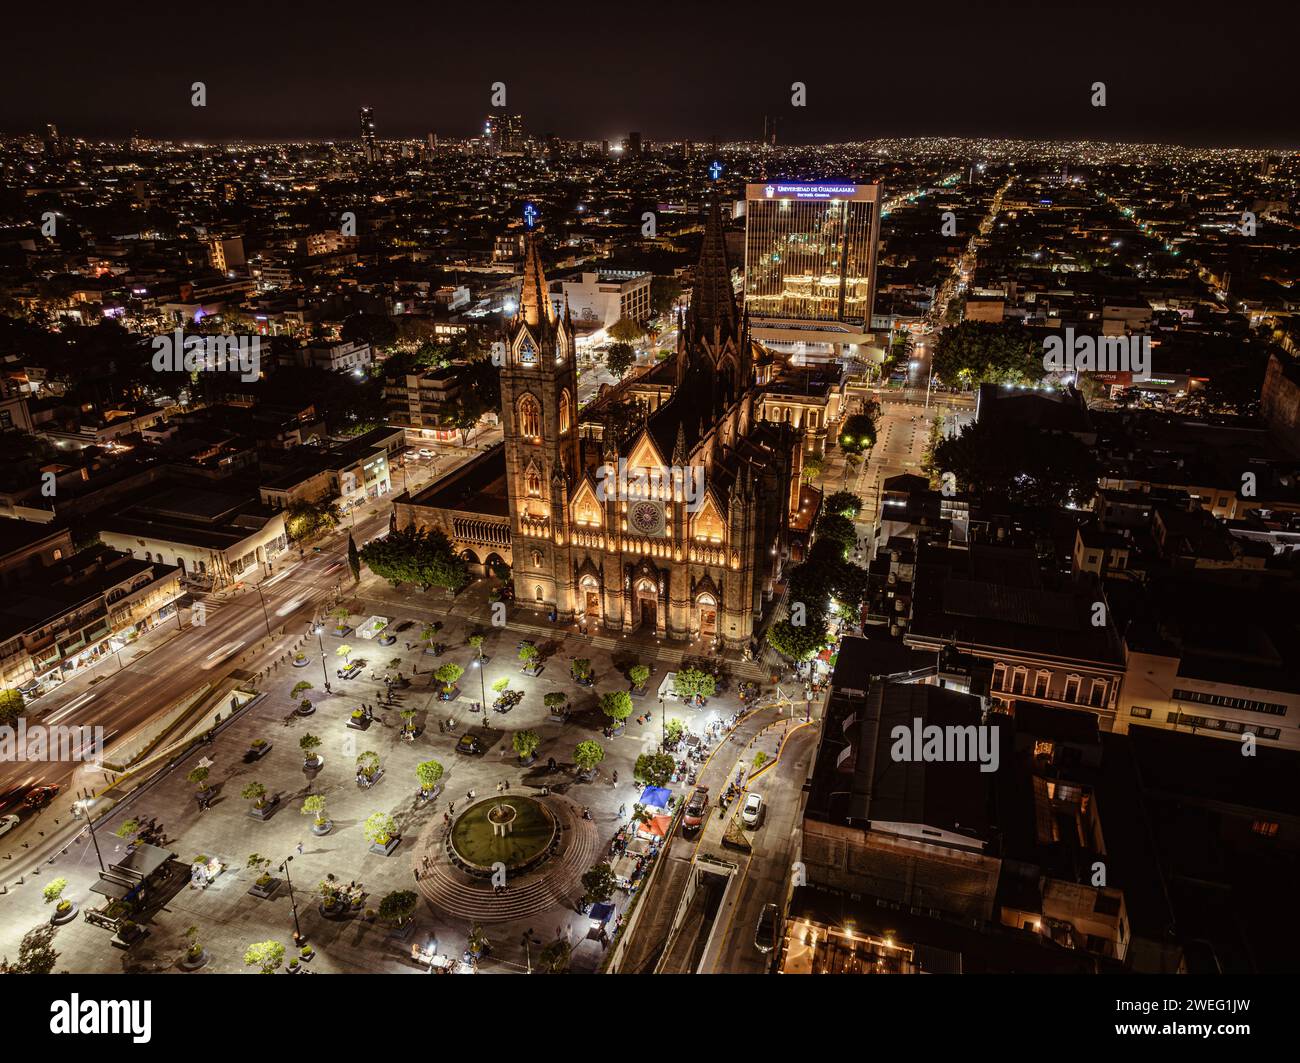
[3,0,1296,150]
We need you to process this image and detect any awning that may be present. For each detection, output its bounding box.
[639,786,671,809]
[638,814,673,839]
[611,854,638,885]
[89,877,132,900]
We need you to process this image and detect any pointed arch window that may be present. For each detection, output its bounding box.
[526,464,543,497]
[518,395,541,441]
[559,390,572,435]
[518,338,537,365]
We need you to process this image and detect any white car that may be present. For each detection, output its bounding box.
[0,814,20,839]
[741,792,764,828]
[418,448,435,458]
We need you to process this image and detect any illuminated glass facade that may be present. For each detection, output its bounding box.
[744,182,880,327]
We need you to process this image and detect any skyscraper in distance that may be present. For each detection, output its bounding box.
[359,106,377,164]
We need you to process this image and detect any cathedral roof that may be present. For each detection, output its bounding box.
[519,231,556,331]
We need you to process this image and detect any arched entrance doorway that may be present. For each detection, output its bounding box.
[635,578,658,632]
[580,575,601,624]
[696,593,717,638]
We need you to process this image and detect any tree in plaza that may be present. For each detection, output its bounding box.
[0,689,24,725]
[0,923,60,974]
[492,677,510,695]
[301,795,328,828]
[329,606,350,629]
[599,689,633,726]
[244,940,286,975]
[356,751,381,780]
[766,618,827,663]
[467,923,490,961]
[538,938,572,974]
[837,412,877,455]
[467,632,484,653]
[347,533,361,583]
[114,818,142,841]
[930,320,1041,388]
[664,718,685,744]
[823,491,863,519]
[359,525,469,592]
[378,890,419,928]
[399,708,417,735]
[434,662,464,694]
[290,681,313,700]
[932,417,1099,510]
[574,740,605,775]
[544,691,568,712]
[336,644,354,666]
[605,342,636,380]
[42,877,70,913]
[650,275,683,318]
[186,765,210,791]
[299,732,322,764]
[800,452,826,484]
[672,667,716,702]
[518,642,540,669]
[607,317,645,344]
[581,862,617,906]
[416,760,444,796]
[364,811,398,847]
[241,782,269,810]
[512,730,541,762]
[633,752,675,789]
[183,925,203,963]
[628,664,650,691]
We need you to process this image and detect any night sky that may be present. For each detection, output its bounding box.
[2,0,1295,147]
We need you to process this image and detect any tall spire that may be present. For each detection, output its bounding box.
[519,230,554,329]
[688,191,739,346]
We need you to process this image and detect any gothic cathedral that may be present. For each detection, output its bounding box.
[500,196,803,651]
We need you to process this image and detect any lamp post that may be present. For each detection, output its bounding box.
[81,801,106,873]
[255,584,273,639]
[280,854,305,945]
[311,623,331,692]
[659,695,666,752]
[473,648,487,712]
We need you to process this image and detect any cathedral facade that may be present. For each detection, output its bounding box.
[499,197,803,651]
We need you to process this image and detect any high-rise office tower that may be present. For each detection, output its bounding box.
[628,131,642,158]
[359,106,377,164]
[743,180,881,357]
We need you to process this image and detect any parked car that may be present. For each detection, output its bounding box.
[418,448,435,458]
[456,734,484,756]
[682,785,709,833]
[741,792,764,828]
[0,814,20,838]
[23,785,60,808]
[337,662,363,680]
[754,903,779,953]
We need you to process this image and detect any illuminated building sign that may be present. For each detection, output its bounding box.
[754,182,869,201]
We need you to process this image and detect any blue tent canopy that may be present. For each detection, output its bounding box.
[640,786,671,809]
[589,902,615,926]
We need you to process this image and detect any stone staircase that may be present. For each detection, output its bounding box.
[413,796,599,923]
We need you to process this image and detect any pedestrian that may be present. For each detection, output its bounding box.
[449,801,455,814]
[504,780,510,792]
[613,770,618,784]
[296,841,304,855]
[414,868,420,882]
[467,789,476,801]
[619,804,626,816]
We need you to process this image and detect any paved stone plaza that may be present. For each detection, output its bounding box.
[0,574,791,974]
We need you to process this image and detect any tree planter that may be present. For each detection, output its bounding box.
[630,685,648,699]
[332,626,353,638]
[179,948,210,971]
[247,795,281,821]
[248,876,280,898]
[522,663,544,678]
[246,743,273,761]
[357,768,384,789]
[50,901,78,926]
[548,709,569,723]
[296,703,316,717]
[318,900,351,919]
[303,756,323,771]
[292,656,311,668]
[518,753,536,767]
[437,686,461,702]
[574,677,594,687]
[347,715,371,731]
[368,836,401,857]
[378,635,396,646]
[111,926,148,950]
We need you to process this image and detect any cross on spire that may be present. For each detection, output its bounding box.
[708,160,723,181]
[523,202,538,229]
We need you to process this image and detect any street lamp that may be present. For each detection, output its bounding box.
[658,695,666,751]
[255,584,273,639]
[472,649,487,712]
[311,623,331,692]
[280,855,305,945]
